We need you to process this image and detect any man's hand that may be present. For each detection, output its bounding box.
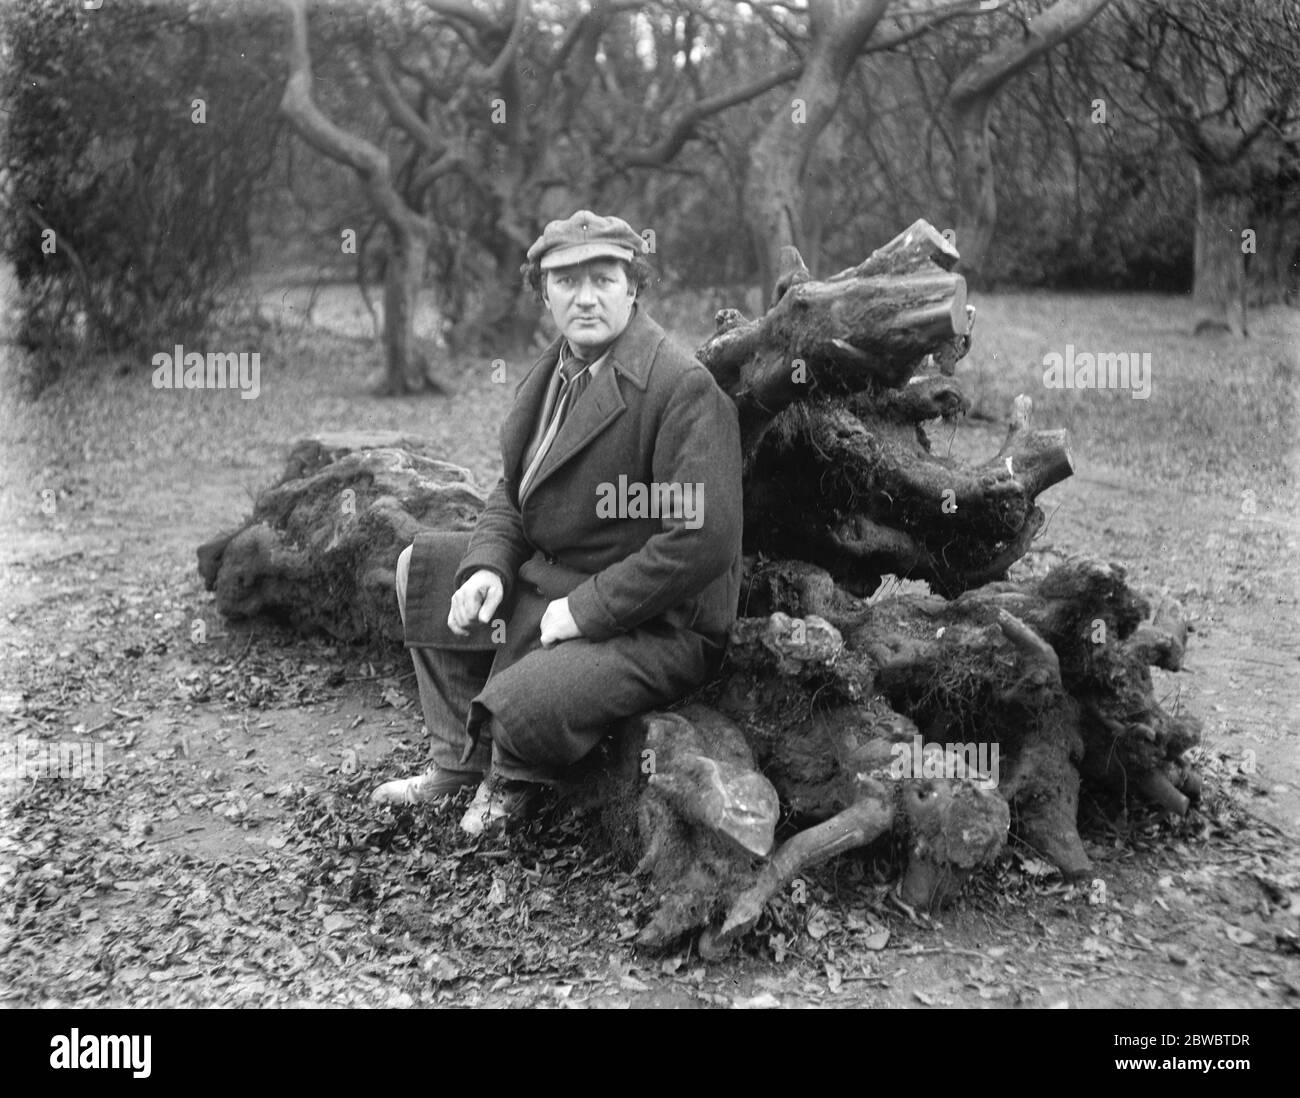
[448,569,504,635]
[540,597,583,647]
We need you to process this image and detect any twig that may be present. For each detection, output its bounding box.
[900,946,991,961]
[231,631,256,667]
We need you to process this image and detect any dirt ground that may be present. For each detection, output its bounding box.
[1,288,1297,1009]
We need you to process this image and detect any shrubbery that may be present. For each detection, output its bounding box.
[0,0,282,387]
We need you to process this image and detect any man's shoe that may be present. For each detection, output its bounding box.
[370,767,482,806]
[458,774,545,836]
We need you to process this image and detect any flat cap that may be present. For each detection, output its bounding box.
[527,209,643,270]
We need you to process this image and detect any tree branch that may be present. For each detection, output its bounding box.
[279,0,431,236]
[866,0,996,53]
[616,62,805,168]
[948,0,1112,106]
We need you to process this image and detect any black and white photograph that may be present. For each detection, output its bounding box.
[1,0,1297,1038]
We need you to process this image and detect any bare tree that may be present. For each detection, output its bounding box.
[1116,0,1300,336]
[280,0,447,393]
[947,0,1113,283]
[280,0,753,385]
[737,0,1000,300]
[742,0,890,300]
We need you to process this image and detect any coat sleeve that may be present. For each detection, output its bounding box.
[455,475,533,603]
[566,366,743,641]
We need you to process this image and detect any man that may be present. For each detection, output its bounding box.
[371,210,744,836]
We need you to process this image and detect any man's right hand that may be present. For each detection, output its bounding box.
[447,569,505,635]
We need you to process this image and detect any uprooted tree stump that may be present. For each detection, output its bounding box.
[198,220,1203,956]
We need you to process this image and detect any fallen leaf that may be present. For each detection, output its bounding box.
[863,927,890,951]
[732,992,780,1009]
[424,955,461,983]
[1225,925,1258,946]
[806,907,831,941]
[1020,857,1056,878]
[378,688,407,710]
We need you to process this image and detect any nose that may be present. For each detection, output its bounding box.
[574,278,598,307]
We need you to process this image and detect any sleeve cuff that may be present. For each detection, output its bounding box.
[567,578,622,641]
[454,559,513,603]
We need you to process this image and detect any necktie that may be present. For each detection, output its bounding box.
[555,355,593,429]
[518,352,593,502]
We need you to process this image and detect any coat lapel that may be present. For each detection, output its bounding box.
[520,364,627,502]
[500,341,562,493]
[507,307,667,505]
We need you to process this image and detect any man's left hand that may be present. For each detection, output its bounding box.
[540,597,583,647]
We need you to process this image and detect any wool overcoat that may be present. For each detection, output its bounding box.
[402,305,744,760]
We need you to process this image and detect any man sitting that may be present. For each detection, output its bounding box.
[371,210,744,835]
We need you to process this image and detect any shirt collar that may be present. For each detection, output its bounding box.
[559,339,611,374]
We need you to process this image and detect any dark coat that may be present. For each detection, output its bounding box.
[402,305,744,763]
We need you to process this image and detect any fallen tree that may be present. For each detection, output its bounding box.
[198,220,1202,955]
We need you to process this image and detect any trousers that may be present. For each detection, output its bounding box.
[396,544,547,780]
[397,543,724,784]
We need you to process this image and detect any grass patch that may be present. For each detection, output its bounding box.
[958,292,1298,498]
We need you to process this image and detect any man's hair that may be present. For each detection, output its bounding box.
[520,254,656,303]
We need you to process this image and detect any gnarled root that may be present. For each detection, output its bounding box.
[899,777,1010,909]
[700,780,895,959]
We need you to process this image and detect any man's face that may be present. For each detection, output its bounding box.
[542,259,637,356]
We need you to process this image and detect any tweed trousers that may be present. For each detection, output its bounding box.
[396,544,551,781]
[394,542,724,784]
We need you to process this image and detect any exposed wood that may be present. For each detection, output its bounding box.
[696,223,970,449]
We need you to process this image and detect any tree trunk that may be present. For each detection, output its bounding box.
[948,0,1114,283]
[381,225,438,395]
[742,0,889,300]
[949,94,998,286]
[197,433,486,641]
[1192,164,1250,337]
[1245,155,1300,308]
[445,232,539,358]
[1247,212,1300,308]
[279,0,450,395]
